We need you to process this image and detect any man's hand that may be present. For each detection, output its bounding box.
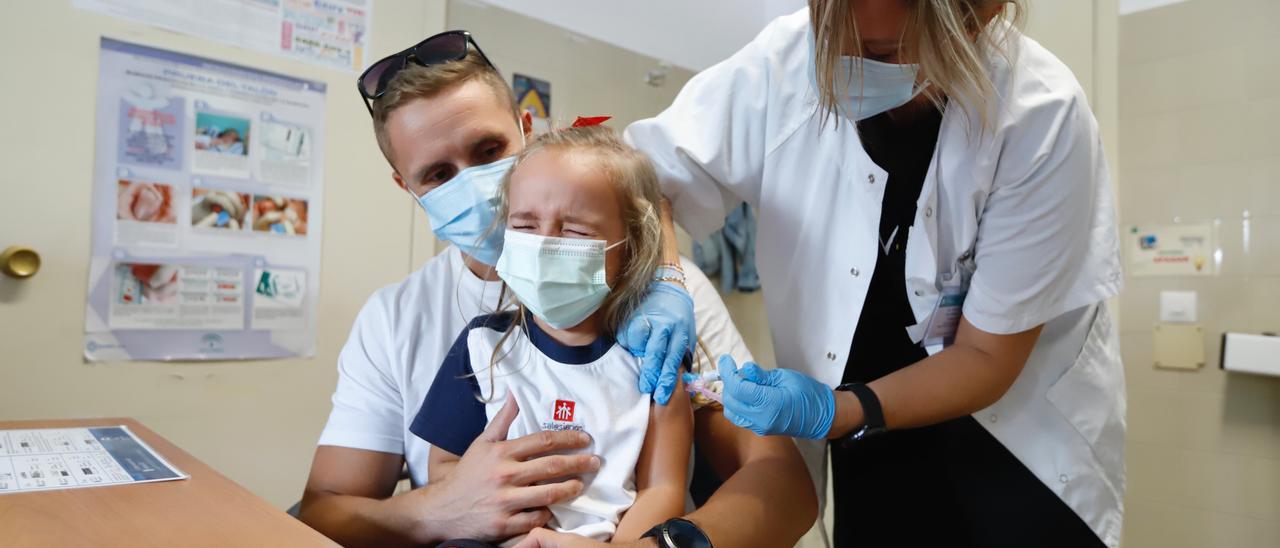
[415,395,603,541]
[618,281,696,405]
[514,528,657,548]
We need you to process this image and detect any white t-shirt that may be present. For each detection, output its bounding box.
[411,312,650,543]
[318,246,752,487]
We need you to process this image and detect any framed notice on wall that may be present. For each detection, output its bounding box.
[83,38,327,361]
[1126,222,1216,277]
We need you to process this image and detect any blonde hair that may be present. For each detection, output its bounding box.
[369,50,519,164]
[476,125,665,398]
[808,0,1024,130]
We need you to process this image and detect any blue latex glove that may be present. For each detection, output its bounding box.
[717,355,835,439]
[617,281,696,405]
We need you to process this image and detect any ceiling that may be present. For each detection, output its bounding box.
[464,0,807,72]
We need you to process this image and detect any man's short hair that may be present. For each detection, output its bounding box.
[370,50,520,165]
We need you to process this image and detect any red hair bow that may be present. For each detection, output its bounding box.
[571,116,612,128]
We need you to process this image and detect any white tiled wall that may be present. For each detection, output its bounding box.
[1119,1,1280,545]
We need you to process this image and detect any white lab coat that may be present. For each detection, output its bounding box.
[626,9,1126,547]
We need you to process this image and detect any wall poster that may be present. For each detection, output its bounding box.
[74,0,372,73]
[85,38,326,361]
[1126,222,1216,277]
[513,73,552,133]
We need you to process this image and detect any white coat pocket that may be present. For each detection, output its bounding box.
[1045,302,1126,486]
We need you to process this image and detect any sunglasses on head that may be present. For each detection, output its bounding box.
[357,30,496,115]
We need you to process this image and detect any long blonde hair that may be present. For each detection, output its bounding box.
[808,0,1025,131]
[476,125,664,398]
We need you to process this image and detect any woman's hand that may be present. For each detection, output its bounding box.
[617,281,696,405]
[513,528,655,548]
[717,355,835,439]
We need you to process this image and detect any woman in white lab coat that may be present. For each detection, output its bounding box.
[625,1,1126,547]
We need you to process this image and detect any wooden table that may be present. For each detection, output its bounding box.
[0,418,336,547]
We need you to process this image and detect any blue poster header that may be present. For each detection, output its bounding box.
[101,37,328,93]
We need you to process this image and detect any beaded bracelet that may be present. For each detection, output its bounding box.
[657,261,686,273]
[653,265,687,284]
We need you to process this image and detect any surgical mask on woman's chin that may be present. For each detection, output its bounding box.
[496,229,627,330]
[806,33,926,121]
[413,155,517,266]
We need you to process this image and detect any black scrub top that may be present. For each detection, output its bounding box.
[830,104,1104,548]
[840,105,935,386]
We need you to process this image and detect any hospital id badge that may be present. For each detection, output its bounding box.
[921,274,966,348]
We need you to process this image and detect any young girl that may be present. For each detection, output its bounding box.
[410,125,693,546]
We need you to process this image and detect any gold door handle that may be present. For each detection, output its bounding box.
[0,246,40,278]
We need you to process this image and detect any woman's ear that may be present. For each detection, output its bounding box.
[521,110,534,138]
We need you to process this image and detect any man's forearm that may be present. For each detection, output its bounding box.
[300,489,442,548]
[685,451,817,547]
[686,411,818,547]
[613,483,688,541]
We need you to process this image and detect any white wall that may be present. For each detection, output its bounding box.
[0,0,445,509]
[466,0,806,71]
[1120,0,1191,15]
[1117,1,1280,545]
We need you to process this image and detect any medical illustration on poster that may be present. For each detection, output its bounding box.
[84,38,327,361]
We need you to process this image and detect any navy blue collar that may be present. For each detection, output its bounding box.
[523,310,615,365]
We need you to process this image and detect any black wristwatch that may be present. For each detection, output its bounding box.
[835,382,887,446]
[642,518,712,548]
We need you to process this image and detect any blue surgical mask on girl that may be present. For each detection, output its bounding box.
[806,33,926,121]
[496,229,627,330]
[413,155,516,265]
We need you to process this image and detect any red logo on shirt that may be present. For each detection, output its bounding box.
[553,400,576,422]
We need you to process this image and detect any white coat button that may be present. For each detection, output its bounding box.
[925,207,933,218]
[850,267,860,277]
[1059,474,1069,484]
[867,173,876,184]
[989,414,998,423]
[826,352,836,361]
[914,290,924,297]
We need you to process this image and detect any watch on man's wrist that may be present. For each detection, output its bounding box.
[835,382,887,446]
[642,518,712,548]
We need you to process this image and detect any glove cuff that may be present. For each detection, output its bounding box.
[651,278,693,304]
[812,385,837,440]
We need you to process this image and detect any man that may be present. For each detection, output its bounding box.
[298,32,816,547]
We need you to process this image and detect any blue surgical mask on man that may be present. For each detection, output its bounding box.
[807,33,926,121]
[496,229,627,329]
[412,155,516,266]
